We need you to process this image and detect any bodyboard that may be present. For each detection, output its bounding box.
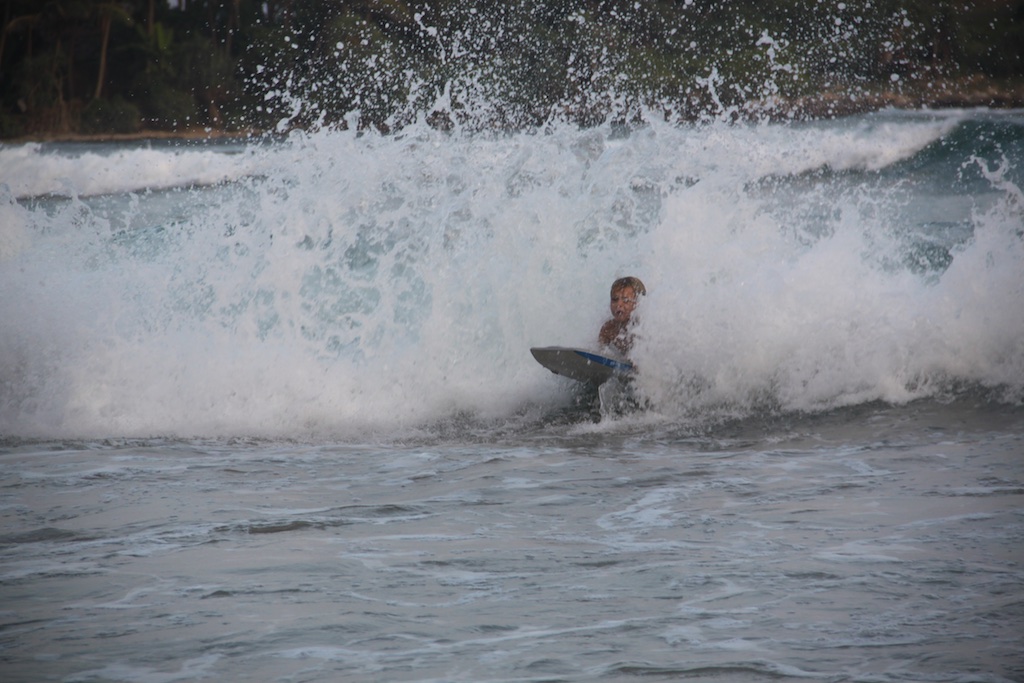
[530,346,634,385]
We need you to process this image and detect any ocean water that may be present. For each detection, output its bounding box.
[1,109,1023,682]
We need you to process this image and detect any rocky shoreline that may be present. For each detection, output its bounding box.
[5,79,1022,144]
[3,127,265,144]
[774,77,1024,119]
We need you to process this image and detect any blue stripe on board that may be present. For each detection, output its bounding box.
[573,350,634,372]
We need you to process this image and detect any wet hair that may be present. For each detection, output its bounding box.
[610,276,646,298]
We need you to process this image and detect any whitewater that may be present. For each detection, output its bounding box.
[1,108,1022,682]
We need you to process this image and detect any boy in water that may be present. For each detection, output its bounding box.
[598,276,646,357]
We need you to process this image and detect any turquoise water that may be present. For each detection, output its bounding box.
[1,110,1022,681]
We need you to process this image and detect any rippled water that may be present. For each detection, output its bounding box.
[3,400,1022,682]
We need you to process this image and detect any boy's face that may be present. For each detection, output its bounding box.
[610,286,637,322]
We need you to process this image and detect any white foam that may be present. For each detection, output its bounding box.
[0,142,265,198]
[2,112,1021,438]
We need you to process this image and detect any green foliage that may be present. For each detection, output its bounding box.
[132,21,177,79]
[952,1,1024,77]
[0,110,25,138]
[0,0,1020,137]
[132,73,196,130]
[173,32,239,126]
[9,53,64,111]
[79,96,141,134]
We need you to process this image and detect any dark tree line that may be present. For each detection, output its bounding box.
[1,0,1021,137]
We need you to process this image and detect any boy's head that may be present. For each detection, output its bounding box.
[609,276,646,322]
